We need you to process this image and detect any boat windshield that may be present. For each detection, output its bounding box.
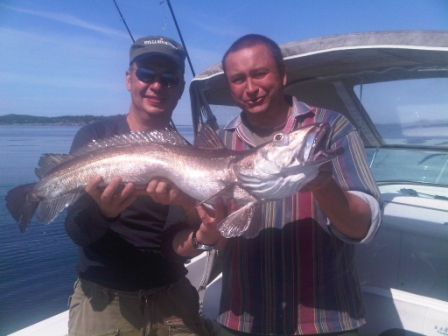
[205,77,448,187]
[355,78,448,148]
[355,78,448,187]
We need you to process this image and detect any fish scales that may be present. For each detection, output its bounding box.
[38,143,233,200]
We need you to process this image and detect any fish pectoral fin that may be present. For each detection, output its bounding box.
[241,204,263,239]
[217,202,263,238]
[36,191,83,224]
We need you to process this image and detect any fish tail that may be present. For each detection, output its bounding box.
[5,183,39,233]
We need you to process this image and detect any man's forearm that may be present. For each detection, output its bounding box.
[313,178,371,240]
[172,229,203,258]
[172,224,228,258]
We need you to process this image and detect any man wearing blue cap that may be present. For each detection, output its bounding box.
[65,36,212,336]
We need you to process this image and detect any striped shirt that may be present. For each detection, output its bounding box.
[216,97,382,334]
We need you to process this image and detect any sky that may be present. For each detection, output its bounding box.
[0,0,447,125]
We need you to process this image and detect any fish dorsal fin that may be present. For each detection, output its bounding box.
[82,128,190,154]
[35,154,71,179]
[35,128,190,179]
[194,123,226,149]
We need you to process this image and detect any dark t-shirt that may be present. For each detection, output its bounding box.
[64,115,189,291]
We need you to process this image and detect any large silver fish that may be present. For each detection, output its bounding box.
[6,123,343,238]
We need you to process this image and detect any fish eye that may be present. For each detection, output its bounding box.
[273,133,289,146]
[274,134,283,141]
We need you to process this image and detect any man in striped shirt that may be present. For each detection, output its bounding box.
[216,34,381,335]
[172,34,382,335]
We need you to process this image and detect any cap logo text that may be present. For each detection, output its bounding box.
[144,39,178,49]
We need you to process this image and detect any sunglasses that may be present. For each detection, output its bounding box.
[133,68,180,88]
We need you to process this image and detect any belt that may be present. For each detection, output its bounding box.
[78,277,187,305]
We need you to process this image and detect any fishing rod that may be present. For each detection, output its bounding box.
[162,0,218,131]
[163,0,195,77]
[112,0,135,42]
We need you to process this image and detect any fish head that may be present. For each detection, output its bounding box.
[254,122,343,175]
[235,123,343,200]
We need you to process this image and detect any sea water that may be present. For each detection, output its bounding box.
[0,125,195,335]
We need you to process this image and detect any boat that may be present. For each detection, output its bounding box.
[8,30,448,336]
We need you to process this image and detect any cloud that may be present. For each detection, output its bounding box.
[0,25,128,71]
[0,3,129,39]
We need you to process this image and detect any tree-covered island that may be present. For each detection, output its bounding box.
[0,114,118,126]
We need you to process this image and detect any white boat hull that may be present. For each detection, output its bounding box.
[9,183,448,335]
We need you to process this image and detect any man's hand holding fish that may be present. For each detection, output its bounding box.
[85,175,139,220]
[144,176,202,225]
[171,197,237,258]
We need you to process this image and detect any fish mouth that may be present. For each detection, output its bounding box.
[301,123,344,164]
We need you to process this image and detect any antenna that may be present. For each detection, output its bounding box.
[112,0,135,42]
